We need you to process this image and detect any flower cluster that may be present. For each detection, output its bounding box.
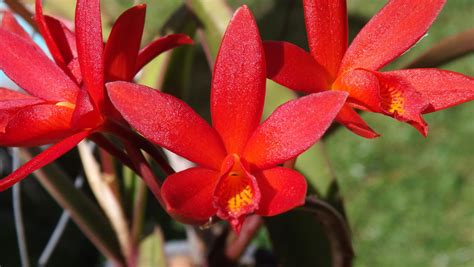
[1,0,473,232]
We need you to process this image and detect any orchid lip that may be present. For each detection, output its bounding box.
[213,154,261,222]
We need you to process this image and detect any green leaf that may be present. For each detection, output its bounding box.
[138,227,167,267]
[185,0,232,60]
[265,210,332,267]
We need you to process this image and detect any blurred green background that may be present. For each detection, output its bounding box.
[1,0,473,266]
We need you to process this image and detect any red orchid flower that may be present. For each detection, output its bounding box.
[107,6,348,232]
[0,1,192,191]
[264,0,474,138]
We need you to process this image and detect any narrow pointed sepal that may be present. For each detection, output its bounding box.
[335,104,380,139]
[243,91,348,169]
[0,130,89,192]
[211,5,266,154]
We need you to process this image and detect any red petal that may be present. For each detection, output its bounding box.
[67,58,82,84]
[161,167,219,224]
[104,4,146,81]
[35,0,74,67]
[340,0,446,72]
[1,11,33,41]
[135,34,194,73]
[383,69,474,113]
[0,88,43,109]
[243,91,347,169]
[107,81,226,169]
[0,28,79,102]
[70,88,102,130]
[211,6,265,154]
[263,41,330,93]
[213,154,261,229]
[44,15,77,63]
[75,0,105,108]
[334,69,382,112]
[303,0,347,78]
[335,104,380,138]
[0,130,89,192]
[0,104,76,146]
[255,167,307,216]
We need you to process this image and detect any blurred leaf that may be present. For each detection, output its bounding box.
[21,148,124,265]
[265,210,332,267]
[138,227,167,267]
[161,21,197,99]
[185,0,232,61]
[142,0,185,42]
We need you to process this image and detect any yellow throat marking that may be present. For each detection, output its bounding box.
[55,101,76,109]
[382,84,405,115]
[227,185,253,214]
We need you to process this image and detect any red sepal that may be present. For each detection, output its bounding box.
[104,4,146,81]
[243,91,347,169]
[0,28,79,102]
[107,81,226,169]
[75,0,105,108]
[0,130,90,192]
[335,104,380,139]
[211,6,266,154]
[1,11,33,41]
[135,34,193,73]
[303,0,348,78]
[0,104,76,146]
[263,41,330,93]
[340,0,446,72]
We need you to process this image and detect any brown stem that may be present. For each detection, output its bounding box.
[225,215,263,261]
[105,121,175,177]
[298,196,354,267]
[122,139,165,207]
[405,28,474,69]
[89,133,138,174]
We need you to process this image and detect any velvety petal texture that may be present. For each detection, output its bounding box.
[383,69,474,113]
[135,34,193,72]
[263,41,330,93]
[335,104,380,138]
[0,104,76,146]
[104,4,146,81]
[255,167,307,216]
[211,6,266,154]
[107,81,227,169]
[75,0,105,108]
[1,11,33,41]
[334,69,383,112]
[340,0,446,72]
[243,91,347,169]
[35,0,73,68]
[0,88,43,110]
[0,28,79,102]
[303,0,347,78]
[162,167,219,224]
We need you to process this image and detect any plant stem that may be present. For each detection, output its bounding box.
[298,196,354,267]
